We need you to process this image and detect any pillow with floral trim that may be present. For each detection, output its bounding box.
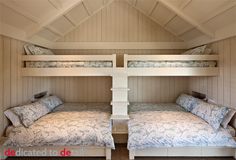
[176,94,197,111]
[191,100,229,130]
[39,96,63,111]
[11,102,50,127]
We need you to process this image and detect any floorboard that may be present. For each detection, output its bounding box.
[6,144,234,160]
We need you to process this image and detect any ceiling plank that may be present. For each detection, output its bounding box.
[82,0,92,16]
[201,1,236,24]
[48,0,63,10]
[46,26,64,37]
[159,0,214,38]
[26,0,82,38]
[54,0,115,41]
[126,0,182,40]
[180,1,236,37]
[148,0,159,16]
[163,0,191,26]
[64,15,77,26]
[0,0,40,23]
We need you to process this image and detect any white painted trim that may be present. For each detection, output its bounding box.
[130,147,235,159]
[22,55,116,61]
[126,68,219,76]
[110,115,130,120]
[0,145,111,158]
[187,22,236,48]
[125,54,219,61]
[0,22,53,48]
[21,68,114,76]
[52,42,187,49]
[158,0,215,38]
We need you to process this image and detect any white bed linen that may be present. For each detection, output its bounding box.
[4,103,114,149]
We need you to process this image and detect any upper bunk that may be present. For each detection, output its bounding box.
[21,44,116,76]
[21,44,219,77]
[124,54,218,76]
[124,45,219,76]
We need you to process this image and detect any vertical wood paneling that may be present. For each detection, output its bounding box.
[50,77,112,103]
[188,36,236,108]
[0,35,52,136]
[3,37,11,130]
[0,35,4,135]
[128,77,188,103]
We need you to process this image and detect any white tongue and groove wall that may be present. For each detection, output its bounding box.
[0,0,236,136]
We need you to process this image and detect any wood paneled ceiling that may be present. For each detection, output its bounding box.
[0,0,236,48]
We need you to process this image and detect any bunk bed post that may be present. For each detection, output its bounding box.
[112,54,116,68]
[124,54,128,68]
[129,150,135,160]
[105,148,111,160]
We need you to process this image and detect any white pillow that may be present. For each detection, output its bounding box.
[39,96,63,110]
[4,109,22,127]
[182,45,207,55]
[221,108,236,128]
[11,102,50,127]
[26,44,54,55]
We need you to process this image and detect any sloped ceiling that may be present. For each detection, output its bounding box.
[0,0,236,48]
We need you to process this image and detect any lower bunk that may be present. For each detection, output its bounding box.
[2,101,114,159]
[127,99,236,159]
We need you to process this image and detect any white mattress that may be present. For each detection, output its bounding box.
[128,61,217,68]
[26,61,113,68]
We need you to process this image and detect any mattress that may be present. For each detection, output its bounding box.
[25,61,113,68]
[4,103,114,149]
[128,103,236,150]
[127,61,217,68]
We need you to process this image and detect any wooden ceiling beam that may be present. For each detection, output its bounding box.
[82,0,92,16]
[148,0,159,16]
[48,0,62,10]
[26,0,82,38]
[163,0,191,27]
[158,0,215,38]
[0,0,40,23]
[201,1,236,24]
[178,1,236,37]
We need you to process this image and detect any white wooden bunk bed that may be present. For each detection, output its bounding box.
[21,54,116,76]
[124,54,219,76]
[121,54,236,159]
[2,102,114,160]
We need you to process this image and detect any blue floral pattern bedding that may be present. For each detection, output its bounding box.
[127,61,216,68]
[128,110,236,150]
[26,61,113,68]
[4,103,114,149]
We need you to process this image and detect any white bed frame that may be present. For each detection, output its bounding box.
[21,54,116,76]
[124,54,219,76]
[0,138,111,159]
[129,147,236,160]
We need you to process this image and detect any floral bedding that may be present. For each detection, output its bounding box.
[26,61,113,68]
[128,104,236,150]
[4,103,114,149]
[127,61,216,68]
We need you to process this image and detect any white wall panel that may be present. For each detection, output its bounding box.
[188,36,236,108]
[0,35,52,136]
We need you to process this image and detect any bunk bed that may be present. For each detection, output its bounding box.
[124,54,219,76]
[127,98,236,159]
[21,54,116,76]
[3,101,114,159]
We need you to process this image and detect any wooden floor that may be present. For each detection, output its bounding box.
[7,144,234,160]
